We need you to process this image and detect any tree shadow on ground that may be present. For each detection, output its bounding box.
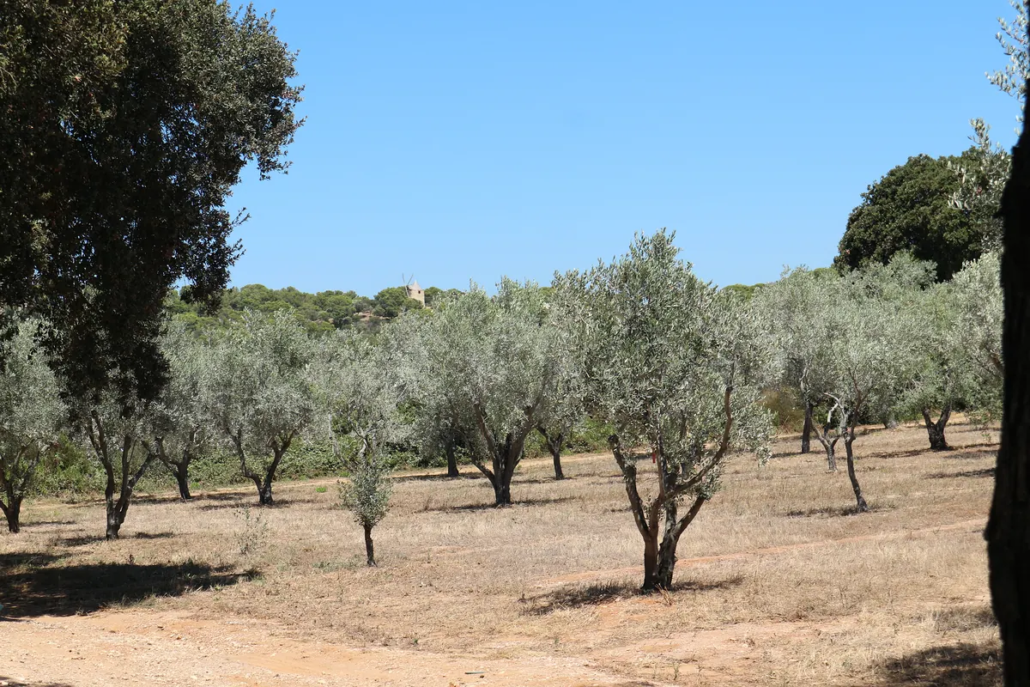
[522,576,744,616]
[928,468,995,480]
[424,495,576,513]
[0,551,67,569]
[0,560,256,618]
[0,678,76,687]
[54,534,106,547]
[19,520,76,529]
[874,642,1001,686]
[785,504,889,518]
[393,472,483,484]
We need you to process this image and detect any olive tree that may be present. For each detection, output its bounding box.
[205,311,317,506]
[951,252,1004,425]
[755,267,838,458]
[316,332,405,565]
[78,395,159,539]
[895,279,962,451]
[0,321,64,533]
[556,231,772,591]
[818,260,919,513]
[149,324,213,499]
[401,281,559,506]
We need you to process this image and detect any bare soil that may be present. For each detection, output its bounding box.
[0,418,1002,686]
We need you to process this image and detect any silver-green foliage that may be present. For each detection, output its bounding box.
[205,311,318,505]
[398,280,560,505]
[0,321,64,531]
[556,230,772,590]
[317,331,401,562]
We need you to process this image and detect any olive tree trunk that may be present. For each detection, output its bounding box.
[87,414,158,539]
[843,430,868,513]
[233,430,293,506]
[0,446,45,534]
[471,401,539,506]
[0,495,23,534]
[801,401,814,454]
[537,426,567,480]
[363,522,376,566]
[445,442,459,478]
[813,423,839,472]
[986,70,1030,685]
[921,403,952,451]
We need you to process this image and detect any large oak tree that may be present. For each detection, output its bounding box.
[0,0,302,405]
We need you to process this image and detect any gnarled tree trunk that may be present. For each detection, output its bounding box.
[843,431,868,513]
[921,403,952,451]
[986,70,1030,685]
[801,401,814,454]
[471,402,538,506]
[0,495,22,534]
[234,431,293,506]
[813,423,839,472]
[173,466,192,500]
[537,426,567,480]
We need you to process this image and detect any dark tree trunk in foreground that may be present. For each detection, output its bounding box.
[363,522,376,566]
[537,426,567,480]
[0,496,22,533]
[921,403,952,451]
[986,72,1030,686]
[174,468,192,500]
[801,402,814,454]
[843,432,868,513]
[445,442,459,478]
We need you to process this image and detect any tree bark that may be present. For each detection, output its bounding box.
[537,426,566,480]
[0,496,21,534]
[921,404,952,451]
[986,69,1030,686]
[843,433,868,513]
[173,464,192,500]
[445,442,459,478]
[813,426,839,472]
[801,402,813,454]
[363,522,376,566]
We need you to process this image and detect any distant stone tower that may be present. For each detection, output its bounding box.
[405,279,425,306]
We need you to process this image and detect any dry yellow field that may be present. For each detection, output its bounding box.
[0,418,1001,686]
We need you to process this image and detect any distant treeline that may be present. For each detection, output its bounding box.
[167,283,464,332]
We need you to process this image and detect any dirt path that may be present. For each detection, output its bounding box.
[536,518,987,587]
[0,610,638,687]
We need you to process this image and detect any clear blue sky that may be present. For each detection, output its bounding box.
[226,1,1021,295]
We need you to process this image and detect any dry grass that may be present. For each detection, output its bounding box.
[1,417,1002,685]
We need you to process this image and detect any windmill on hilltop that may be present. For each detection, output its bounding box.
[402,273,425,306]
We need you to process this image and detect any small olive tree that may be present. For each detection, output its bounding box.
[951,252,1004,425]
[402,281,559,506]
[317,332,404,565]
[755,267,838,459]
[205,311,317,505]
[819,260,918,513]
[0,321,65,533]
[556,231,772,591]
[78,395,159,539]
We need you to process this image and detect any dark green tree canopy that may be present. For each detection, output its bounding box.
[0,0,302,405]
[835,153,984,281]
